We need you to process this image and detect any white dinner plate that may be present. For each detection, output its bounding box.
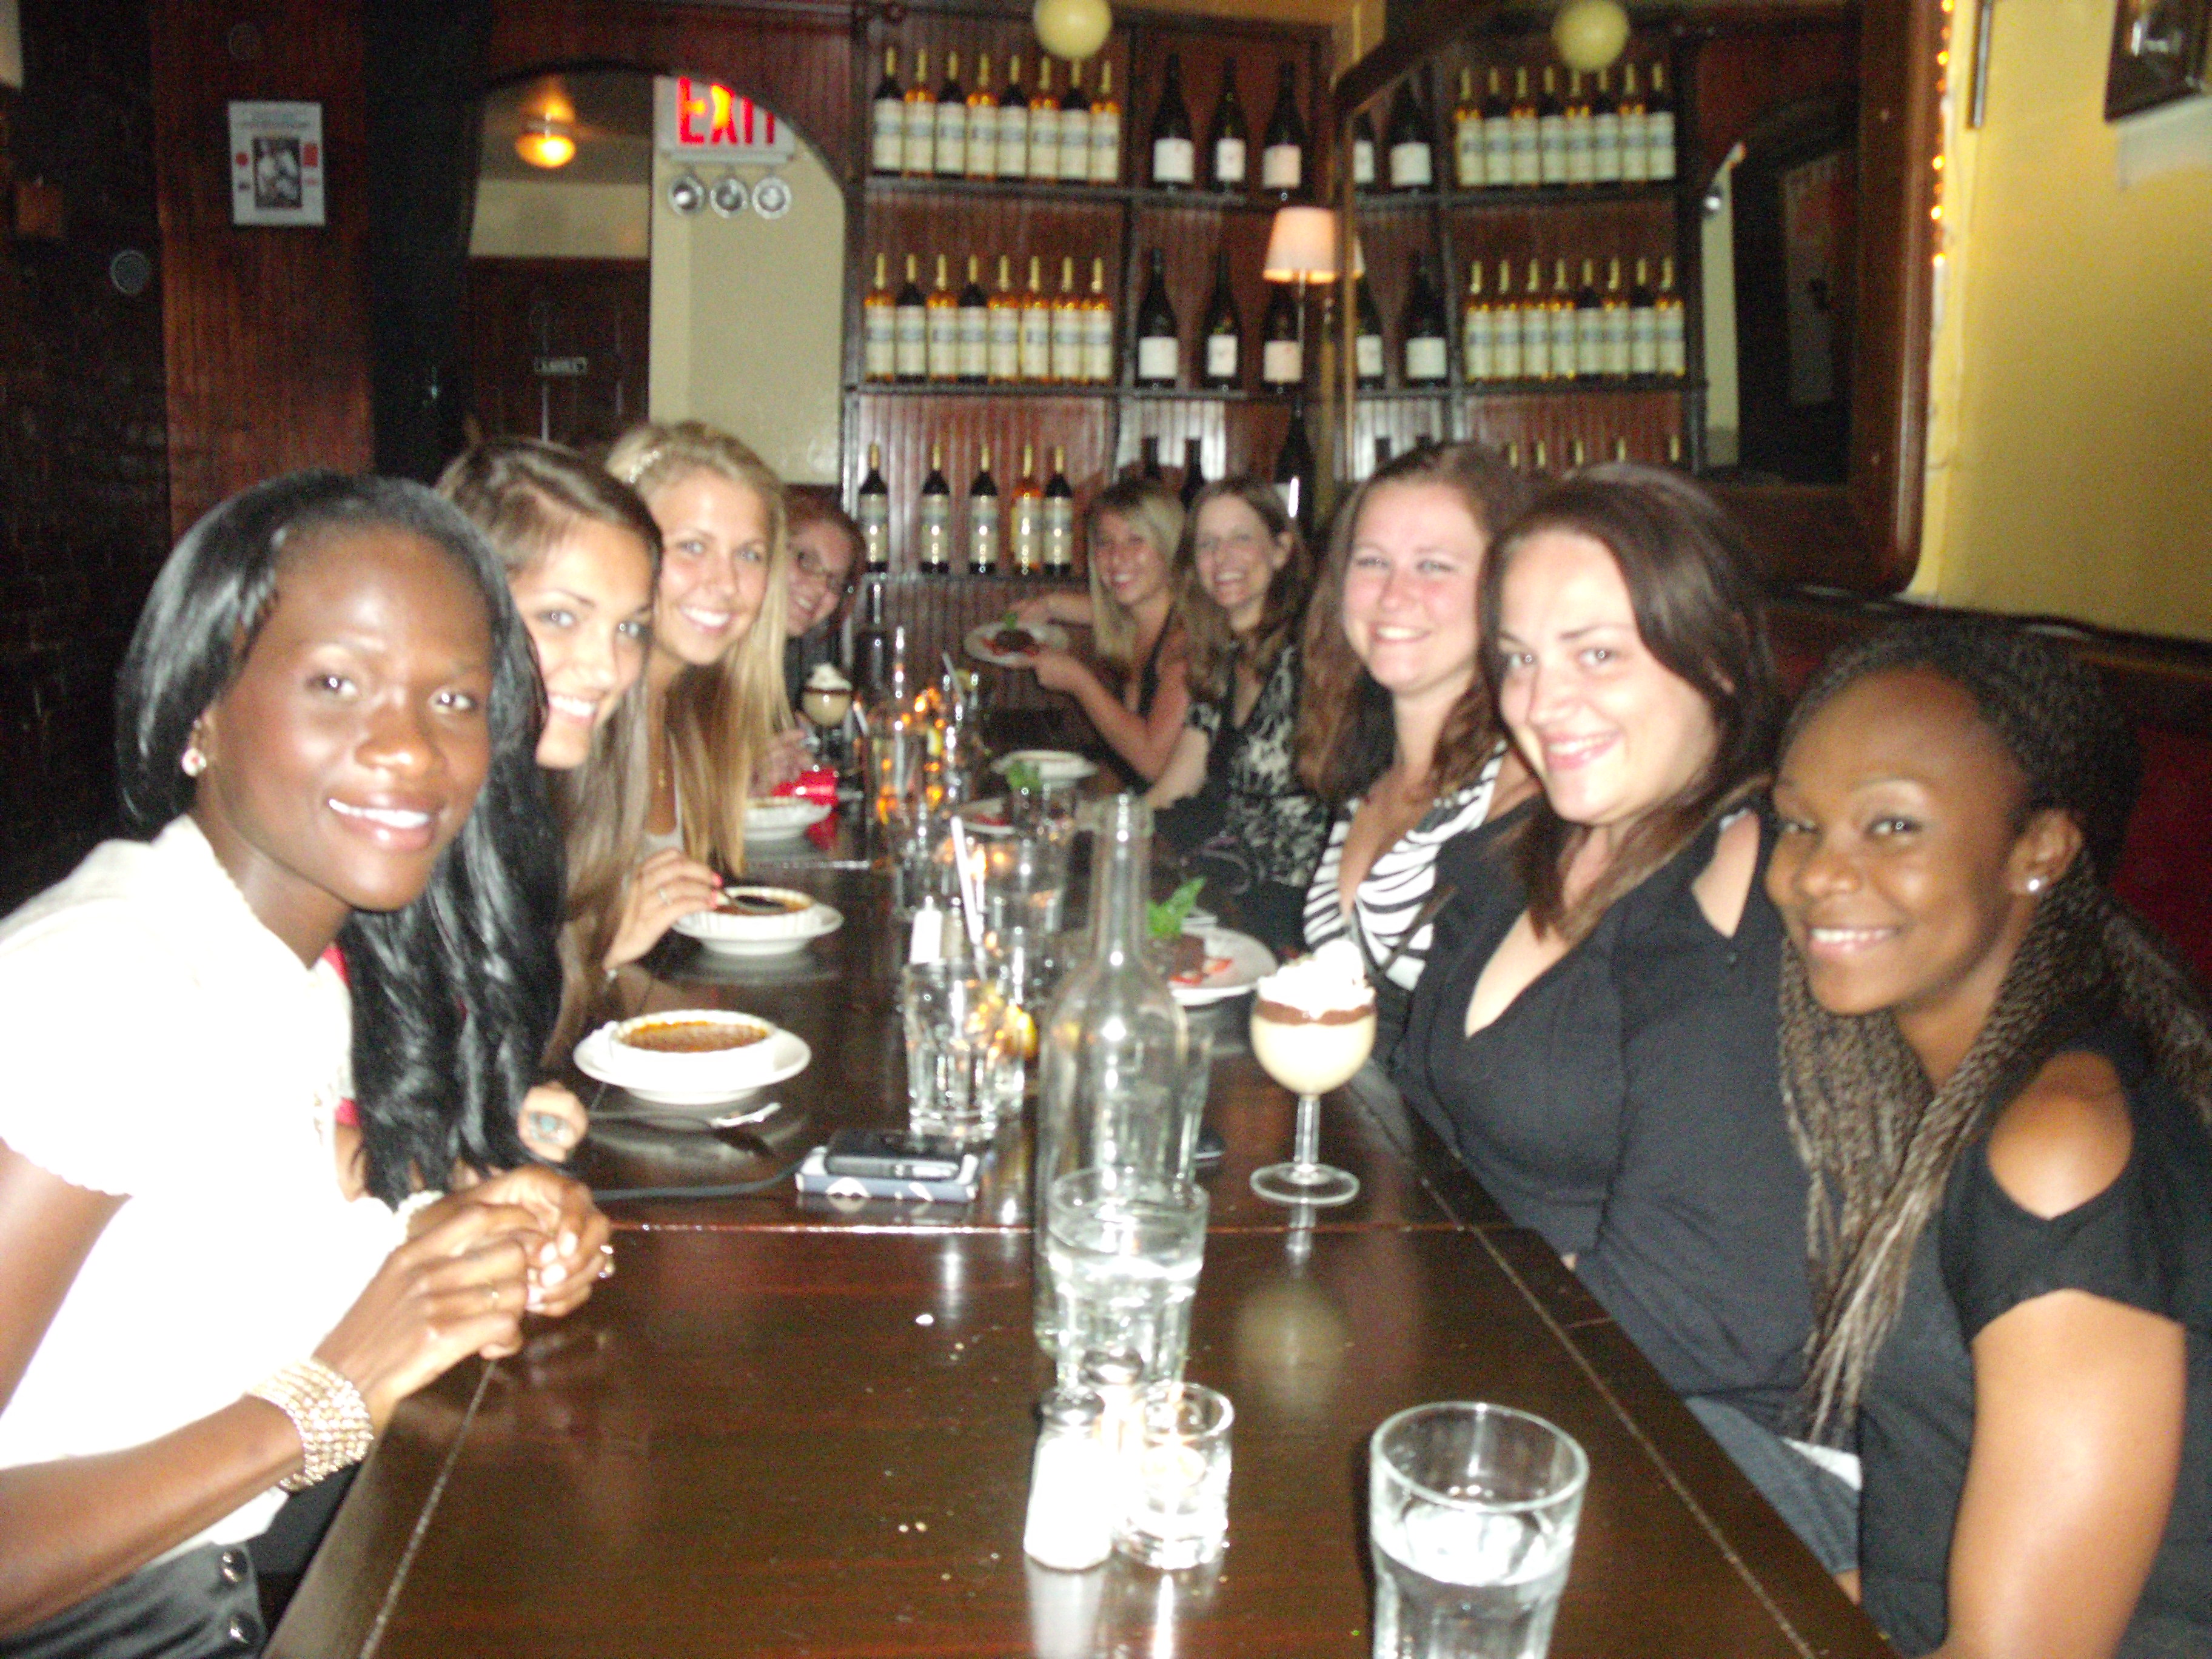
[674,898,844,957]
[575,1024,813,1112]
[992,748,1098,786]
[964,620,1070,669]
[743,797,834,842]
[1169,927,1278,1007]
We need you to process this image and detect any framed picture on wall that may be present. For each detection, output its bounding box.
[227,101,325,226]
[2105,0,2211,118]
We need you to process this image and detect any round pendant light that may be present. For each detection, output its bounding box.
[1034,0,1113,65]
[1552,0,1631,72]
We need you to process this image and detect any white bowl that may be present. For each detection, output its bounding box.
[575,1009,811,1108]
[674,890,844,957]
[744,797,835,842]
[993,749,1098,786]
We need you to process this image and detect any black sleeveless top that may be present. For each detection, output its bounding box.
[1394,813,1814,1432]
[1860,1016,2212,1657]
[1102,625,1175,790]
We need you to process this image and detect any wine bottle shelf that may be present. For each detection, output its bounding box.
[1355,181,1681,212]
[1456,375,1697,397]
[851,381,1116,398]
[863,175,1289,213]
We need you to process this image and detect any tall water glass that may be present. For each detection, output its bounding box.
[1045,1169,1207,1390]
[1368,1403,1589,1659]
[983,830,1071,936]
[900,960,1016,1141]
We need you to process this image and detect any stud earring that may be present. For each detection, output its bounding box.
[181,743,207,779]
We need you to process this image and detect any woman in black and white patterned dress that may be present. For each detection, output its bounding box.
[1296,445,1538,1054]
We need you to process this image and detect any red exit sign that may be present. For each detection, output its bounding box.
[654,75,798,164]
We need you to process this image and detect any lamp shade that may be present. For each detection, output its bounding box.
[1552,0,1631,72]
[516,118,577,169]
[1034,0,1113,62]
[1262,206,1340,283]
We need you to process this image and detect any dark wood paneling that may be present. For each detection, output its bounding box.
[1125,21,1327,201]
[150,0,374,538]
[863,191,1122,333]
[1349,205,1441,389]
[871,15,1132,183]
[1463,387,1683,471]
[1119,395,1293,489]
[1681,12,1858,184]
[461,256,649,450]
[1127,200,1276,394]
[1446,196,1677,300]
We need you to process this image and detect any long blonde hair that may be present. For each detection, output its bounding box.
[606,420,793,875]
[1085,477,1184,671]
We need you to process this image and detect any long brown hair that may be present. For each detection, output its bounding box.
[1778,618,2212,1434]
[606,420,793,876]
[1479,464,1778,942]
[1297,444,1533,807]
[1179,476,1308,703]
[437,437,662,1055]
[1085,477,1185,671]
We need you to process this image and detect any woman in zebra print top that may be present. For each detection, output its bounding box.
[1296,444,1538,1052]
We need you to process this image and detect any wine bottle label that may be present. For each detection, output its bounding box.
[1510,120,1540,186]
[1352,138,1374,186]
[1575,312,1604,377]
[1592,113,1622,183]
[904,107,934,174]
[1029,119,1058,181]
[1151,136,1195,185]
[1647,112,1676,181]
[1549,309,1577,375]
[1206,335,1239,381]
[1658,309,1686,376]
[959,309,990,380]
[1564,121,1593,186]
[969,508,1000,571]
[999,106,1030,177]
[1213,137,1246,184]
[990,309,1021,380]
[859,496,890,568]
[1262,338,1301,385]
[1455,119,1483,188]
[1629,307,1658,376]
[1523,315,1550,378]
[1463,311,1492,381]
[1020,308,1053,380]
[1619,112,1649,182]
[1261,142,1301,191]
[927,310,959,379]
[970,126,997,179]
[1602,309,1631,377]
[1012,500,1043,571]
[936,104,966,175]
[1084,312,1113,383]
[1091,112,1121,184]
[1059,116,1089,182]
[864,307,895,380]
[1043,498,1074,567]
[1389,142,1432,189]
[1405,335,1447,382]
[1137,335,1179,382]
[1355,333,1384,379]
[919,496,951,568]
[1483,118,1512,187]
[1051,311,1084,381]
[895,308,927,378]
[1492,320,1522,380]
[1538,118,1566,185]
[872,101,904,172]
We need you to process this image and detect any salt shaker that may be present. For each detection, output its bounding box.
[1024,1389,1113,1570]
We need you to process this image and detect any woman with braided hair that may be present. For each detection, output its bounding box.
[1768,617,2212,1657]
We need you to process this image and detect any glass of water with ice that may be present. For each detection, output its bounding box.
[1368,1403,1589,1659]
[1045,1170,1207,1390]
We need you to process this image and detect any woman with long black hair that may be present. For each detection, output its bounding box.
[0,474,610,1651]
[1769,618,2211,1657]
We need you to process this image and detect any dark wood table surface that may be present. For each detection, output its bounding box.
[271,857,1890,1659]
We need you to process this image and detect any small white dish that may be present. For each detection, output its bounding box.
[576,1016,812,1111]
[965,619,1070,668]
[674,889,844,957]
[743,797,834,842]
[993,749,1098,786]
[1169,927,1278,1007]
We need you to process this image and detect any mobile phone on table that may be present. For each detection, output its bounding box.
[822,1127,967,1182]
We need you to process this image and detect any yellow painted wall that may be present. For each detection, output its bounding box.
[1917,2,2212,640]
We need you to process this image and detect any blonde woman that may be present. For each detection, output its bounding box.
[606,422,805,917]
[1010,477,1190,785]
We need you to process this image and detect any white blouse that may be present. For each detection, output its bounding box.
[0,817,406,1552]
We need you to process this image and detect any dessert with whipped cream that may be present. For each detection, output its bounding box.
[1248,939,1378,1097]
[800,662,853,729]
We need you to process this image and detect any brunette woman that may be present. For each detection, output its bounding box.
[0,474,609,1649]
[605,421,804,903]
[1010,478,1191,785]
[1769,619,2211,1657]
[1296,445,1538,1053]
[1394,466,1846,1566]
[783,494,861,709]
[1147,478,1328,956]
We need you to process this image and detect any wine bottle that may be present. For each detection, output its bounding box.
[1614,435,1631,463]
[854,575,890,699]
[918,442,952,574]
[967,55,998,181]
[1453,67,1483,189]
[1574,257,1603,379]
[1011,444,1044,577]
[1179,437,1205,509]
[959,254,990,384]
[894,253,928,383]
[1090,61,1121,185]
[1084,257,1114,384]
[1656,255,1685,376]
[1353,274,1385,388]
[1200,248,1242,389]
[1372,435,1393,477]
[1261,62,1305,198]
[1351,110,1377,187]
[1386,79,1433,190]
[1627,256,1658,377]
[1000,55,1031,181]
[1531,438,1550,478]
[1043,446,1075,575]
[1508,67,1540,187]
[1402,255,1448,386]
[1134,247,1179,388]
[1150,53,1195,187]
[1490,259,1523,380]
[936,52,967,178]
[1646,62,1676,182]
[1274,397,1315,532]
[1591,69,1621,184]
[1051,255,1085,383]
[1139,436,1163,480]
[1059,61,1090,184]
[1601,257,1630,378]
[1021,254,1053,381]
[1481,67,1512,189]
[1667,430,1684,468]
[1520,256,1550,380]
[871,48,904,175]
[1461,258,1493,383]
[1029,59,1059,182]
[1503,439,1521,472]
[968,443,1001,575]
[1537,67,1566,186]
[857,443,891,572]
[903,49,935,177]
[1208,56,1248,191]
[990,255,1022,383]
[926,253,959,381]
[863,252,895,382]
[1557,71,1592,188]
[1617,65,1648,184]
[1547,257,1578,381]
[1569,436,1588,471]
[1261,278,1302,389]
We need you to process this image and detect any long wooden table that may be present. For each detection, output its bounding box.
[270,851,1889,1658]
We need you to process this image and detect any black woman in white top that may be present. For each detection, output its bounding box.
[1295,445,1539,1053]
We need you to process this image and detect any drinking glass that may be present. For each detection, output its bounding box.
[1114,1381,1233,1570]
[983,830,1071,937]
[1368,1403,1589,1659]
[1045,1169,1207,1390]
[1247,996,1376,1207]
[900,959,1014,1142]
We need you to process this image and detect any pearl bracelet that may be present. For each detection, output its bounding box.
[247,1358,375,1492]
